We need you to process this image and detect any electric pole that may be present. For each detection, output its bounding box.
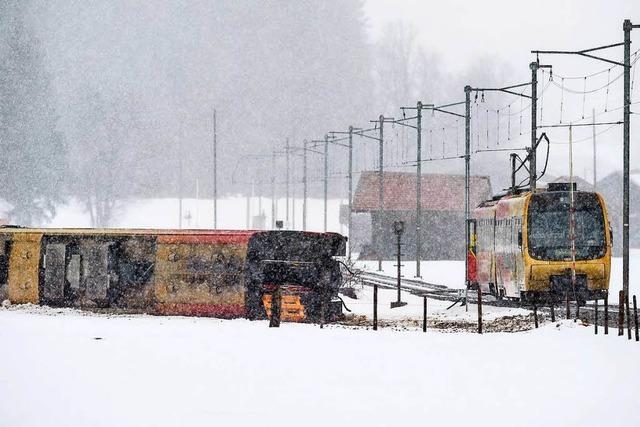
[378,115,385,271]
[213,108,218,229]
[530,62,538,191]
[285,137,290,228]
[324,134,329,232]
[622,19,636,303]
[303,140,308,231]
[464,86,471,293]
[348,126,353,260]
[271,150,276,229]
[592,108,597,190]
[178,114,183,229]
[416,102,422,278]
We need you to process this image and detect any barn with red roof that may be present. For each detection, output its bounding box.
[351,171,492,260]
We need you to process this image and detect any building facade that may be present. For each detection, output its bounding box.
[351,172,492,261]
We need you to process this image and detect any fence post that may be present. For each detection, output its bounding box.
[533,300,539,329]
[373,284,378,331]
[477,286,483,334]
[619,290,624,336]
[269,286,281,328]
[423,296,427,333]
[320,291,325,329]
[634,295,638,342]
[595,299,598,335]
[565,291,570,320]
[550,300,555,322]
[604,293,609,335]
[626,293,632,340]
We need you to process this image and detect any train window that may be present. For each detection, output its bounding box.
[66,254,81,289]
[528,192,606,260]
[0,240,9,285]
[44,244,66,301]
[81,242,111,299]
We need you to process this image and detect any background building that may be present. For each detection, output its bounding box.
[351,171,492,260]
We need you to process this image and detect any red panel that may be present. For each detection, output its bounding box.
[467,250,477,283]
[352,171,492,213]
[157,231,255,245]
[155,303,246,318]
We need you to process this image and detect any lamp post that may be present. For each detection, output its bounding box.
[391,220,408,309]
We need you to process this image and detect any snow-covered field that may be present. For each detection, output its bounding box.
[1,304,639,427]
[45,196,348,234]
[341,285,532,330]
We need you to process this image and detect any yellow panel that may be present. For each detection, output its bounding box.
[8,233,43,304]
[154,242,246,305]
[262,294,306,322]
[528,262,607,291]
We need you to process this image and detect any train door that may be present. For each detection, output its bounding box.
[0,235,10,301]
[80,240,114,306]
[7,233,42,304]
[43,243,66,303]
[514,217,525,293]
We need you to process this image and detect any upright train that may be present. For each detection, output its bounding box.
[468,182,612,303]
[0,227,347,321]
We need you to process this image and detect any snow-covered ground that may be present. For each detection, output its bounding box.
[356,259,466,289]
[341,285,531,329]
[1,304,639,427]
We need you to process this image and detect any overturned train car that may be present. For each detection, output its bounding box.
[0,228,346,322]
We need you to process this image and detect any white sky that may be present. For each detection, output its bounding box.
[364,0,640,75]
[363,0,640,182]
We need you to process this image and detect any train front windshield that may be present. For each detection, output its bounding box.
[527,192,606,261]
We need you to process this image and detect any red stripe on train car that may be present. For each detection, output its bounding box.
[155,303,246,318]
[157,231,256,245]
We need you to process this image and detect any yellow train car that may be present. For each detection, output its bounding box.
[470,183,611,303]
[0,227,346,321]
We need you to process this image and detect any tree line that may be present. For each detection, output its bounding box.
[0,0,514,226]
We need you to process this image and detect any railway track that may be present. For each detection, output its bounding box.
[353,270,629,329]
[358,271,461,302]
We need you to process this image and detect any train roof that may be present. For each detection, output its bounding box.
[0,227,342,238]
[476,184,602,209]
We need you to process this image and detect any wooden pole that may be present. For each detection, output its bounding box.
[373,284,378,331]
[626,293,632,340]
[604,293,609,335]
[423,296,427,333]
[550,300,555,322]
[477,286,483,334]
[634,295,638,342]
[533,300,539,329]
[595,299,598,335]
[269,286,281,328]
[566,291,570,319]
[320,289,325,329]
[619,290,624,336]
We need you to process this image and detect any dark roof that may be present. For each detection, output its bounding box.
[549,176,595,192]
[352,171,492,213]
